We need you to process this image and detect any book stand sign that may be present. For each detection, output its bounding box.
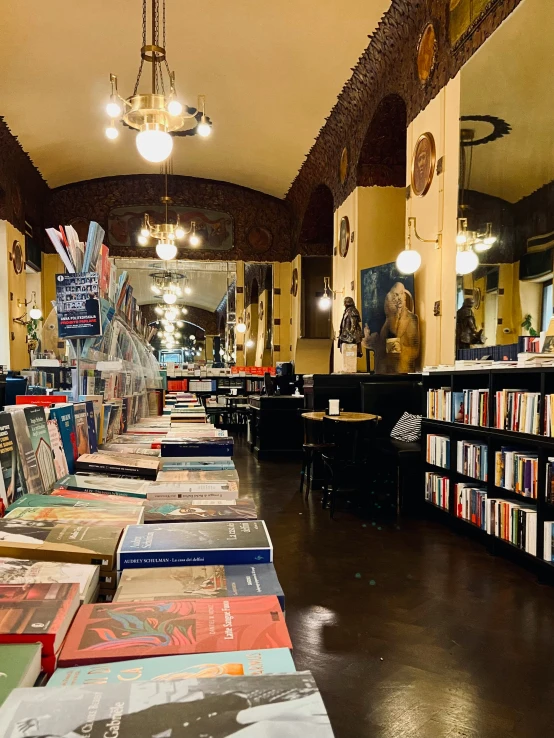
[55,273,102,399]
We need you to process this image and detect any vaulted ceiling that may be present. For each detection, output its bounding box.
[0,0,391,198]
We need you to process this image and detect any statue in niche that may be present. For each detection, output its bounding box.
[456,297,484,349]
[338,297,363,357]
[363,282,420,373]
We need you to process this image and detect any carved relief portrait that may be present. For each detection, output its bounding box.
[411,132,436,197]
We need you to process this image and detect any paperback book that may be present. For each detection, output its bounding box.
[49,404,79,475]
[0,644,41,706]
[117,520,273,569]
[76,453,160,479]
[145,481,239,501]
[49,490,144,506]
[0,412,17,512]
[115,563,284,609]
[157,469,239,483]
[5,407,45,496]
[5,505,145,526]
[48,647,296,686]
[143,498,257,522]
[0,673,333,737]
[73,402,91,457]
[47,418,70,478]
[0,556,99,603]
[85,401,98,453]
[57,474,149,498]
[59,595,290,666]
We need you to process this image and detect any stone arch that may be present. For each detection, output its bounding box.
[298,184,334,255]
[357,94,407,188]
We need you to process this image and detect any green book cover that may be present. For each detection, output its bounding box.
[0,644,41,705]
[24,406,57,494]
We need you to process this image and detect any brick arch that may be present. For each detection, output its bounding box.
[298,184,334,256]
[357,94,407,188]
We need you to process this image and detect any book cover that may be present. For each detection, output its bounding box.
[0,582,80,655]
[0,673,333,738]
[5,408,46,497]
[160,439,233,458]
[76,453,159,480]
[5,505,144,526]
[0,413,18,513]
[56,474,149,498]
[157,469,239,483]
[114,563,284,609]
[22,406,56,494]
[0,520,122,571]
[0,644,41,705]
[0,557,98,603]
[101,444,160,457]
[49,405,78,475]
[85,401,98,454]
[74,403,90,457]
[117,520,273,570]
[145,481,239,501]
[144,498,257,522]
[47,418,70,479]
[48,490,144,506]
[161,460,236,471]
[59,595,290,666]
[48,647,296,686]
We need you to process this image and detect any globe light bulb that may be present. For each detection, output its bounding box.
[189,233,200,247]
[484,235,497,246]
[154,306,164,315]
[106,101,122,118]
[161,319,169,326]
[456,232,468,246]
[174,332,181,339]
[182,307,188,315]
[167,99,183,116]
[136,127,173,163]
[189,334,196,341]
[456,248,479,275]
[138,235,148,246]
[140,226,150,238]
[163,292,177,305]
[165,323,175,333]
[319,294,332,311]
[175,226,185,239]
[246,338,255,348]
[197,117,211,138]
[29,306,42,320]
[184,286,192,295]
[156,241,178,261]
[473,239,489,253]
[396,248,421,275]
[236,321,247,334]
[105,126,119,140]
[150,284,161,294]
[176,320,184,327]
[165,308,177,321]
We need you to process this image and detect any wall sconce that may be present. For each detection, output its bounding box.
[318,277,344,310]
[457,217,497,255]
[246,338,255,348]
[396,217,441,275]
[13,291,42,326]
[236,314,247,334]
[455,218,479,275]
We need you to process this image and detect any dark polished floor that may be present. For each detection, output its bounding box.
[232,435,554,738]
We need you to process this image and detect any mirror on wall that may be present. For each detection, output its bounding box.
[456,0,554,358]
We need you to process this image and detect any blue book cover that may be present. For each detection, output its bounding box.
[117,520,273,570]
[161,460,235,471]
[160,440,233,458]
[85,402,98,454]
[49,405,78,475]
[114,563,285,610]
[47,648,296,686]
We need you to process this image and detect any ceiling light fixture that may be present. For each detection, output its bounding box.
[104,0,214,163]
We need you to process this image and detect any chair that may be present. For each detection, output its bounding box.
[320,416,378,518]
[299,415,334,499]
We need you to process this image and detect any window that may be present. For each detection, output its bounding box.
[541,280,553,333]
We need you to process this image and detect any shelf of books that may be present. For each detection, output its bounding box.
[423,368,554,581]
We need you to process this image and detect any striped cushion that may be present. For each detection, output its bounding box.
[390,412,422,443]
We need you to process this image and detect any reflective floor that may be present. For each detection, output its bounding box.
[233,435,554,738]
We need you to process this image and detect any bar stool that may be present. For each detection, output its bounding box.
[299,414,334,499]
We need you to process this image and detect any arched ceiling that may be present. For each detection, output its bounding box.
[0,0,391,198]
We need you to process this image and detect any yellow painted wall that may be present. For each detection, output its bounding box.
[406,75,461,366]
[290,254,302,363]
[332,190,357,369]
[255,289,269,366]
[1,222,28,371]
[235,261,245,365]
[273,261,291,364]
[41,253,64,320]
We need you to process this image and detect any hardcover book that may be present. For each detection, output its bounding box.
[0,520,123,571]
[47,418,70,478]
[0,644,41,706]
[0,582,80,656]
[5,408,45,496]
[76,453,160,480]
[0,557,99,603]
[49,405,78,475]
[85,401,98,454]
[145,481,239,501]
[143,498,257,522]
[59,595,290,666]
[114,563,284,609]
[117,520,273,569]
[56,474,149,498]
[5,505,144,526]
[48,647,296,686]
[24,406,57,494]
[0,412,17,513]
[0,673,333,737]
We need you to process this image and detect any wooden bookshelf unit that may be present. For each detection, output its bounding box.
[422,368,554,582]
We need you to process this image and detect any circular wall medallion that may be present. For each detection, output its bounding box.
[291,268,299,296]
[339,216,350,258]
[339,147,349,184]
[11,240,23,274]
[417,23,437,85]
[411,132,436,197]
[247,226,272,253]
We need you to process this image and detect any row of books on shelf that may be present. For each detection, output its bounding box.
[426,436,488,481]
[425,434,450,469]
[427,388,489,426]
[495,448,539,499]
[0,399,334,735]
[494,390,540,434]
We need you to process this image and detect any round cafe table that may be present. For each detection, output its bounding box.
[301,411,381,423]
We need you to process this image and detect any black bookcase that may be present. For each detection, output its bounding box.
[422,368,554,581]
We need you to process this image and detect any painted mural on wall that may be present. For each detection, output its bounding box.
[108,205,233,251]
[361,262,420,374]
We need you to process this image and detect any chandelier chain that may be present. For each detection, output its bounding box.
[133,0,148,95]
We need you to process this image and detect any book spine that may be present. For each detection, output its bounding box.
[117,547,273,570]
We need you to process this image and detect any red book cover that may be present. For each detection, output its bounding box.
[0,582,80,655]
[51,489,144,506]
[15,396,68,406]
[59,595,291,667]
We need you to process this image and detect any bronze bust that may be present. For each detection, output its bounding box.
[456,297,484,349]
[338,296,363,356]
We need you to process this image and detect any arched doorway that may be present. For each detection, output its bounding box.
[299,184,334,255]
[357,94,407,188]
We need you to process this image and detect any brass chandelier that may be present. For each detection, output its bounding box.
[104,0,213,163]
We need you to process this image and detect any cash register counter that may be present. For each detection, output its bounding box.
[248,395,304,460]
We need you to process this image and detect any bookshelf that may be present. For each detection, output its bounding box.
[422,368,554,581]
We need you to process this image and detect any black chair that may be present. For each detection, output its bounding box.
[299,415,334,499]
[320,416,378,518]
[360,380,423,515]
